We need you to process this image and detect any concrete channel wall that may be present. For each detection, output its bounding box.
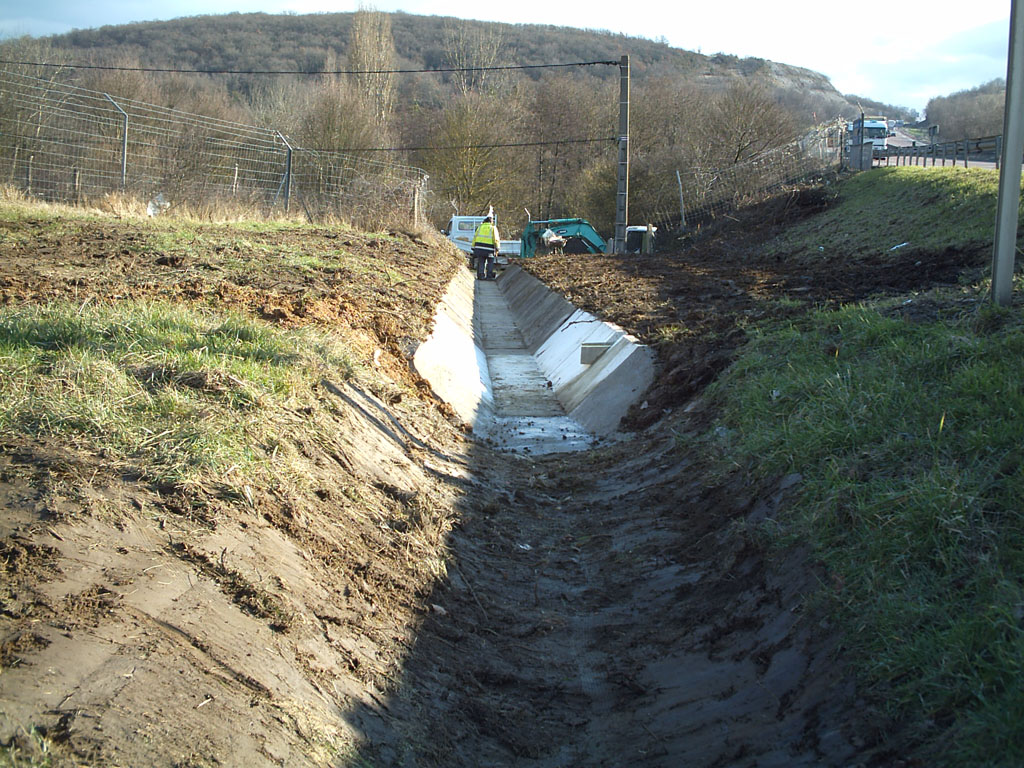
[496,266,654,436]
[413,264,654,450]
[412,265,494,429]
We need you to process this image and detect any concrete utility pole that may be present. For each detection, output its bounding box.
[613,55,630,254]
[992,0,1024,306]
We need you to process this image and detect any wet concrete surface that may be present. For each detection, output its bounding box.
[473,276,594,454]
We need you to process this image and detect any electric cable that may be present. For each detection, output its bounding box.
[312,137,619,153]
[0,59,620,75]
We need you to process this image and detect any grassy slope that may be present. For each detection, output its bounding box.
[0,301,355,487]
[714,167,1024,763]
[766,166,1013,263]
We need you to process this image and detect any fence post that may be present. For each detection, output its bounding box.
[276,132,293,213]
[963,137,969,168]
[104,94,128,191]
[996,135,1002,170]
[412,178,422,228]
[27,154,33,193]
[676,169,686,230]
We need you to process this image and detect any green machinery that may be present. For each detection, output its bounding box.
[519,218,607,258]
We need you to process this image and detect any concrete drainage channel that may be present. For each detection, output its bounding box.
[414,264,654,455]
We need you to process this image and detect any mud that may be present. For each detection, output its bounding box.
[0,189,976,766]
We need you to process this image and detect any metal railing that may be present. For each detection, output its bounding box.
[876,135,1006,168]
[0,68,429,227]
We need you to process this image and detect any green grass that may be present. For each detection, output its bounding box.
[0,724,53,767]
[766,166,1022,264]
[0,301,356,487]
[709,294,1024,763]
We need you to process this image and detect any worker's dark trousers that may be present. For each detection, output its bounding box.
[474,247,496,279]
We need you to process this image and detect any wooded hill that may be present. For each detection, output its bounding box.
[43,12,860,120]
[4,12,906,230]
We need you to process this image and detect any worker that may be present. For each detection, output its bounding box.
[472,215,500,280]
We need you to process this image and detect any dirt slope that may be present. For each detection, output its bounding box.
[0,190,971,766]
[0,213,472,766]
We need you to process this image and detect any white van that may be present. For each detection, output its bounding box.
[442,215,521,262]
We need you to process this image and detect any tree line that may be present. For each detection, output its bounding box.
[924,79,1006,142]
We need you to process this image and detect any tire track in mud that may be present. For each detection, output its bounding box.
[534,496,620,767]
[410,427,882,768]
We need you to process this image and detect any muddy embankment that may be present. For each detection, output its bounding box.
[340,264,885,767]
[0,223,890,767]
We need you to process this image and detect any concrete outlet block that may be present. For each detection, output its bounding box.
[580,342,614,365]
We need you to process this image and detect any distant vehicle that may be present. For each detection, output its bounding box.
[851,116,889,156]
[442,213,521,265]
[625,225,656,254]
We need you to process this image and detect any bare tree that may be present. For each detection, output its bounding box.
[347,5,397,139]
[0,37,73,189]
[443,19,506,97]
[626,77,706,224]
[416,92,525,217]
[245,76,309,136]
[299,51,378,151]
[708,80,799,166]
[528,74,616,220]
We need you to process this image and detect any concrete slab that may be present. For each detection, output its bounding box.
[474,279,595,453]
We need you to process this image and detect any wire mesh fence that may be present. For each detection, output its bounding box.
[647,120,846,233]
[0,68,429,227]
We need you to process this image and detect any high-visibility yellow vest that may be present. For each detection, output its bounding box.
[473,221,496,247]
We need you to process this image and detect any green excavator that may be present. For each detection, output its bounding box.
[519,218,607,258]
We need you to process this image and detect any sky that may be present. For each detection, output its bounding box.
[0,0,1014,114]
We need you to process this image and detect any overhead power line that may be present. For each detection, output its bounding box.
[0,59,620,75]
[318,137,618,153]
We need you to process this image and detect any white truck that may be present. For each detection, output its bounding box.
[851,116,889,157]
[442,214,521,264]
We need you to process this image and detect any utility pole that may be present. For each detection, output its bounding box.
[992,0,1024,306]
[613,54,630,254]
